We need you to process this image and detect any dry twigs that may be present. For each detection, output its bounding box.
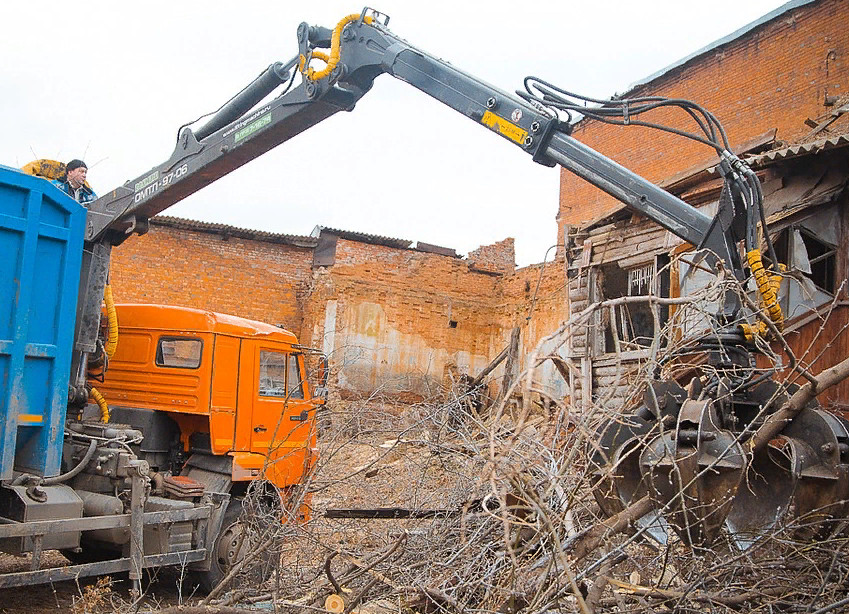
[191,255,849,614]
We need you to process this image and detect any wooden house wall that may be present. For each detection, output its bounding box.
[568,154,849,414]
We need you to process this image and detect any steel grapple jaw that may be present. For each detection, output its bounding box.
[641,398,746,546]
[591,378,849,549]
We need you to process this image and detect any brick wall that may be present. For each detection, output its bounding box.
[109,223,315,336]
[467,238,516,274]
[110,224,565,401]
[558,0,849,242]
[306,238,506,399]
[494,261,570,399]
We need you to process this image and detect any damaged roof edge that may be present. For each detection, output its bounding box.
[746,132,849,165]
[152,215,318,247]
[311,225,413,249]
[575,133,849,233]
[311,225,460,257]
[150,218,466,259]
[625,0,816,96]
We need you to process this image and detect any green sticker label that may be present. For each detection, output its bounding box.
[134,171,159,192]
[235,114,272,143]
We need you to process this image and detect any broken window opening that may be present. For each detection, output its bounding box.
[773,226,837,294]
[769,207,840,320]
[600,257,669,353]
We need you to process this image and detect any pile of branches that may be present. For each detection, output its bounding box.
[195,259,849,614]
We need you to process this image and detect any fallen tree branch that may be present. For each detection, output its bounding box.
[155,607,260,614]
[749,353,849,453]
[606,577,789,608]
[571,496,654,562]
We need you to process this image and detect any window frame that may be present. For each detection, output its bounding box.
[287,353,305,400]
[598,256,670,355]
[797,226,837,294]
[154,336,204,370]
[257,349,305,400]
[258,349,289,398]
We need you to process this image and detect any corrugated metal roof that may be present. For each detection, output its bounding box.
[415,241,458,258]
[577,132,849,232]
[152,216,318,247]
[625,0,816,94]
[746,133,849,166]
[310,225,413,249]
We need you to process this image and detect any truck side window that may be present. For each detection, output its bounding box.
[156,337,203,369]
[259,351,288,397]
[287,355,304,400]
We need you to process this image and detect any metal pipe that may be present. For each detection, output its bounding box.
[12,439,98,486]
[194,59,296,141]
[128,467,145,591]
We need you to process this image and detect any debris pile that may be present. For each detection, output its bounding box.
[189,260,849,613]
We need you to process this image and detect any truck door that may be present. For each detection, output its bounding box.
[249,347,314,485]
[209,334,240,454]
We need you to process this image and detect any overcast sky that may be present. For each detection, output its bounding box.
[2,1,790,266]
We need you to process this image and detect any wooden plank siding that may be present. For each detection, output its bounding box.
[567,148,849,414]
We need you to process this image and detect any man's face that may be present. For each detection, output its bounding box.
[67,166,87,189]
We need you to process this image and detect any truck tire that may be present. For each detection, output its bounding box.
[61,545,115,565]
[192,498,273,594]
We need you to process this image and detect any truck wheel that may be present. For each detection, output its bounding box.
[61,546,114,565]
[192,498,273,594]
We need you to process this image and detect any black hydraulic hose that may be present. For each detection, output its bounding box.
[745,173,758,251]
[11,439,99,486]
[751,168,777,267]
[42,439,98,485]
[522,76,731,150]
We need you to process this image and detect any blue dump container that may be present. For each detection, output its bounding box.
[0,165,85,480]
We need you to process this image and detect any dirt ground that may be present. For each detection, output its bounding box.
[0,401,468,612]
[0,551,189,613]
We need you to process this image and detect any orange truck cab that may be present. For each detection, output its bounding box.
[91,304,324,505]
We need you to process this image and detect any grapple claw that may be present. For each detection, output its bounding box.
[590,416,670,544]
[592,375,849,550]
[640,398,745,547]
[727,408,849,546]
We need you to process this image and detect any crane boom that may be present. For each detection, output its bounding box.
[71,8,754,399]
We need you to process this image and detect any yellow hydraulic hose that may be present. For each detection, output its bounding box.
[89,386,110,423]
[299,50,329,74]
[103,284,119,359]
[301,13,373,81]
[741,249,785,341]
[84,286,117,422]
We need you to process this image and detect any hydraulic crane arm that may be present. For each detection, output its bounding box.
[70,9,758,401]
[88,10,745,266]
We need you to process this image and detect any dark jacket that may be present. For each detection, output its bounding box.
[52,179,97,205]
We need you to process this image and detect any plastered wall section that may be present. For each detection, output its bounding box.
[303,238,507,400]
[558,0,849,241]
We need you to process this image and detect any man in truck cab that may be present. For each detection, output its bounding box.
[53,158,96,204]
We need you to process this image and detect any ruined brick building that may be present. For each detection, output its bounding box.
[109,0,848,404]
[111,219,566,401]
[562,0,849,409]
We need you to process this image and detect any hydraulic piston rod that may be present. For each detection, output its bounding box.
[194,59,295,141]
